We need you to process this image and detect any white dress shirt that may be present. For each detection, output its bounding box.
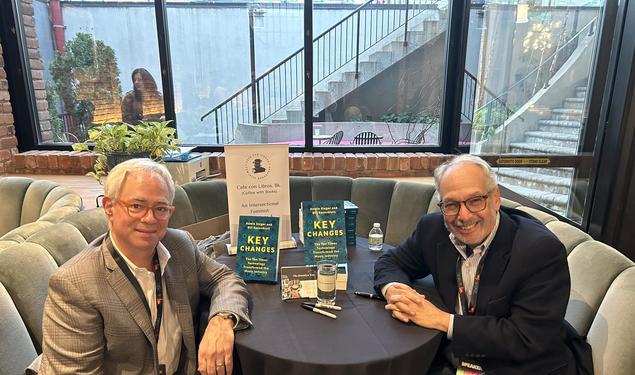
[113,238,183,375]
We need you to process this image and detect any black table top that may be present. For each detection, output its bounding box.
[217,237,442,375]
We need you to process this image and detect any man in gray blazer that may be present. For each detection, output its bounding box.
[40,159,250,375]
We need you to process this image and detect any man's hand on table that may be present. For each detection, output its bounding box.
[384,283,450,333]
[198,315,235,375]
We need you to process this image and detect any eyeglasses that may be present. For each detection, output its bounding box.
[437,193,491,216]
[116,200,174,220]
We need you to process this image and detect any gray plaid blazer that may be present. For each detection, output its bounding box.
[39,228,250,375]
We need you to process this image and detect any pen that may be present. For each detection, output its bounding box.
[354,291,384,301]
[301,303,337,319]
[303,302,342,311]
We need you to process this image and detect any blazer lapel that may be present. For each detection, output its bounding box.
[436,239,460,312]
[102,242,155,346]
[163,256,196,362]
[474,211,515,315]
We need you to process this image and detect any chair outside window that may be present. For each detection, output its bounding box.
[323,130,344,145]
[353,131,382,145]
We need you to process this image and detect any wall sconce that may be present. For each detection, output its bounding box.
[249,3,266,29]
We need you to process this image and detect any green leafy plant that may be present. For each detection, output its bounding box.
[72,120,180,181]
[381,110,439,144]
[49,33,122,141]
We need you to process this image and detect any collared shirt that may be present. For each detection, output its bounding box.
[112,238,183,375]
[447,212,500,339]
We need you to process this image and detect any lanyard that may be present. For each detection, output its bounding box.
[455,253,487,315]
[106,236,164,340]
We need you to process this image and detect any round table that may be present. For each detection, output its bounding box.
[216,237,442,375]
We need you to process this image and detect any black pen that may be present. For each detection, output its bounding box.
[302,302,342,311]
[301,303,337,319]
[354,291,384,301]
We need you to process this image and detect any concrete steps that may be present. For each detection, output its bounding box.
[500,83,588,216]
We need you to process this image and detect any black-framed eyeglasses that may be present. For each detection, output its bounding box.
[437,193,491,216]
[116,200,174,220]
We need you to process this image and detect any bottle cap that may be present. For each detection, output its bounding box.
[373,222,380,227]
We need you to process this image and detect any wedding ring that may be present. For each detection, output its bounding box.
[216,362,225,367]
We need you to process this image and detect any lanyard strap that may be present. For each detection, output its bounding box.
[455,253,487,315]
[106,236,164,339]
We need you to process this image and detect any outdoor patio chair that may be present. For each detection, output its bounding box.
[324,130,344,145]
[353,131,382,145]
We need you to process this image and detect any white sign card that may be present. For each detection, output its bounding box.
[225,144,295,254]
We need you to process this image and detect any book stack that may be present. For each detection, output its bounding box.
[344,201,358,246]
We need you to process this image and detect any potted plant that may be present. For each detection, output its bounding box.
[73,120,181,181]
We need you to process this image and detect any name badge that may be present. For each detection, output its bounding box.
[456,360,484,375]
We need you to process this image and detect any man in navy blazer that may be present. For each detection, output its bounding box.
[374,155,576,374]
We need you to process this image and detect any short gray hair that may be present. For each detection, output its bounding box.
[434,154,498,194]
[104,158,175,203]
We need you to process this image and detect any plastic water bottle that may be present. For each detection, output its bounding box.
[368,223,384,252]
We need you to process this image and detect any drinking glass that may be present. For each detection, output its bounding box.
[316,260,337,304]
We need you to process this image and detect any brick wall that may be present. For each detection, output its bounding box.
[8,150,448,177]
[0,43,18,174]
[22,0,52,142]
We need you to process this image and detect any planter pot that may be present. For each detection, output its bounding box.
[106,152,151,170]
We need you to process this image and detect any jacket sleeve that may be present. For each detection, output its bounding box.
[451,235,570,362]
[374,215,434,294]
[191,234,252,329]
[39,272,105,375]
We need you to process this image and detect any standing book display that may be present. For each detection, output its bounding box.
[300,200,347,265]
[235,216,280,283]
[225,144,296,255]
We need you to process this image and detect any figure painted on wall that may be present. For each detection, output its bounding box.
[121,68,164,124]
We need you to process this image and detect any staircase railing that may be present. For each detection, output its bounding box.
[201,0,441,144]
[461,16,597,141]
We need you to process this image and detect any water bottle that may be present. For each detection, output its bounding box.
[368,223,384,252]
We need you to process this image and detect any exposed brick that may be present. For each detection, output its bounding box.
[323,153,334,170]
[47,151,60,170]
[0,126,8,137]
[36,100,48,111]
[291,153,302,171]
[365,153,377,169]
[34,89,46,100]
[33,80,45,90]
[312,152,324,170]
[1,103,11,112]
[387,154,399,171]
[333,153,345,170]
[420,155,430,170]
[36,152,49,169]
[31,69,43,80]
[13,153,26,169]
[23,15,35,27]
[25,151,38,169]
[79,152,95,170]
[345,153,357,171]
[58,152,71,170]
[29,58,43,70]
[356,154,367,171]
[408,153,422,169]
[301,152,313,171]
[376,153,388,170]
[0,113,13,125]
[0,149,11,162]
[398,153,410,171]
[429,153,441,169]
[0,136,17,149]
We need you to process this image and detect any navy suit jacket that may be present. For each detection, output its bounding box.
[374,207,575,374]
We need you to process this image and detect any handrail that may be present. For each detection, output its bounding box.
[201,1,440,144]
[200,0,375,122]
[480,16,596,111]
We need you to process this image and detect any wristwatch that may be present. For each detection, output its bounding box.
[215,311,237,325]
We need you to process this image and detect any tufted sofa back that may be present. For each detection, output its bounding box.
[0,177,83,246]
[1,178,634,375]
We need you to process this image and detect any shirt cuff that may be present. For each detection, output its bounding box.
[447,314,455,339]
[381,282,399,298]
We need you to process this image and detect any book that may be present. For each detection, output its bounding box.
[235,215,280,283]
[344,201,358,246]
[280,264,347,300]
[301,200,347,265]
[280,265,318,300]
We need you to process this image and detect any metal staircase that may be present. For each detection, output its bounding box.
[200,0,445,144]
[497,85,586,215]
